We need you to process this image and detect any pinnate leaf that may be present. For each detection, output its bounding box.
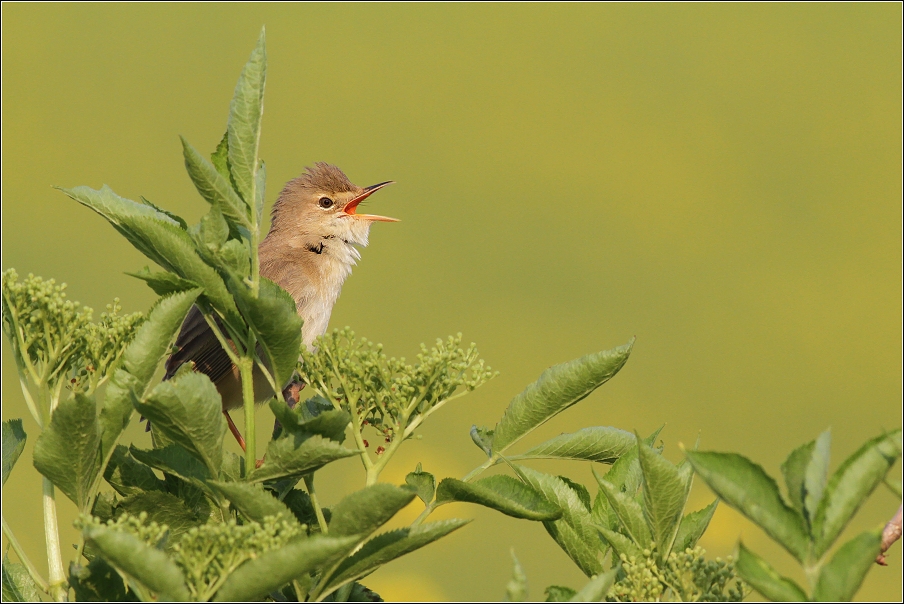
[329,484,417,537]
[208,480,295,525]
[250,433,358,483]
[406,466,436,505]
[2,420,26,486]
[436,475,562,520]
[515,427,635,463]
[781,439,815,514]
[227,28,267,205]
[672,499,718,553]
[812,529,882,602]
[492,340,633,453]
[637,434,687,556]
[2,556,40,602]
[181,136,250,229]
[735,542,807,602]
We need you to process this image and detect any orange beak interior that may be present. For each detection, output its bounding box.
[344,181,398,222]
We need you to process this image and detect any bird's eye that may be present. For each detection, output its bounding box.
[318,197,334,209]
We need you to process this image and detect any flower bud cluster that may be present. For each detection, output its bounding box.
[299,327,496,439]
[608,545,747,602]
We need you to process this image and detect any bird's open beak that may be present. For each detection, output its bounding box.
[344,181,399,222]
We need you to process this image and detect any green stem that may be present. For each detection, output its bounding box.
[462,456,497,483]
[239,358,257,477]
[303,475,329,535]
[2,516,50,593]
[410,502,437,527]
[42,478,67,601]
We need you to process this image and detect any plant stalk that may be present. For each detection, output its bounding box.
[239,358,257,476]
[42,478,68,601]
[303,474,329,535]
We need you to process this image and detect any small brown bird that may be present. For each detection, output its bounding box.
[164,163,396,446]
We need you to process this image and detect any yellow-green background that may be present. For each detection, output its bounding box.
[2,4,901,601]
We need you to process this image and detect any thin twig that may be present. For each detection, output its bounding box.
[876,504,902,566]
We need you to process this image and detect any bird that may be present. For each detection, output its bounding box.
[162,163,396,448]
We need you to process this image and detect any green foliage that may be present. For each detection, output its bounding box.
[687,429,902,601]
[2,554,41,602]
[2,420,26,487]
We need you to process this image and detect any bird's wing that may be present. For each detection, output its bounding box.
[164,305,236,383]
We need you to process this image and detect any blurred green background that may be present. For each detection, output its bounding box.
[2,3,901,601]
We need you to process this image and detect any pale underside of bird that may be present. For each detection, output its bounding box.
[163,163,396,416]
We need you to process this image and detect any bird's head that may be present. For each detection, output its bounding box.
[268,162,396,247]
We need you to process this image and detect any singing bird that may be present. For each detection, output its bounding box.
[163,163,396,446]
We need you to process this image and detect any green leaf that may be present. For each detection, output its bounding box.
[139,196,188,230]
[672,500,718,553]
[2,556,40,602]
[545,585,577,602]
[227,28,267,206]
[812,429,902,558]
[804,429,832,526]
[217,240,251,277]
[568,568,618,602]
[134,371,227,476]
[435,476,562,520]
[250,434,359,483]
[213,534,358,602]
[83,524,190,601]
[684,450,808,561]
[781,439,815,514]
[735,542,807,602]
[595,524,642,559]
[513,427,635,463]
[405,465,436,505]
[595,477,652,549]
[211,131,231,182]
[884,477,903,498]
[230,277,303,390]
[2,419,26,486]
[189,206,229,264]
[329,484,417,537]
[255,160,266,225]
[505,550,528,602]
[181,136,250,228]
[130,446,210,495]
[126,267,199,297]
[59,186,239,324]
[559,476,592,511]
[517,466,603,576]
[117,491,201,541]
[270,399,350,442]
[104,445,165,497]
[121,289,202,393]
[813,529,882,602]
[33,393,101,510]
[492,340,633,453]
[69,559,135,603]
[637,434,687,556]
[208,481,295,524]
[323,520,470,594]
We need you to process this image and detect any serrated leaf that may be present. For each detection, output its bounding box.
[569,567,618,602]
[134,372,226,476]
[139,196,188,230]
[117,490,201,542]
[492,340,633,453]
[227,28,267,205]
[2,419,26,486]
[270,399,350,442]
[127,267,199,297]
[595,477,652,549]
[685,450,808,561]
[250,433,359,483]
[812,429,902,558]
[735,542,807,602]
[514,427,635,464]
[329,484,417,537]
[505,550,528,602]
[104,445,165,497]
[558,476,592,511]
[217,239,250,277]
[129,444,211,484]
[804,429,831,526]
[59,186,239,324]
[69,559,135,603]
[33,393,101,510]
[213,534,357,602]
[83,524,189,601]
[208,480,295,524]
[637,434,686,556]
[672,500,718,553]
[545,585,577,602]
[435,476,562,520]
[406,467,436,505]
[211,132,231,182]
[189,206,229,264]
[181,136,250,228]
[781,439,815,514]
[230,277,302,390]
[812,529,882,602]
[595,524,642,559]
[2,556,40,602]
[255,160,266,225]
[324,520,470,593]
[518,466,603,576]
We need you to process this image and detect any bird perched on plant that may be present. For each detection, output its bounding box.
[163,163,396,447]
